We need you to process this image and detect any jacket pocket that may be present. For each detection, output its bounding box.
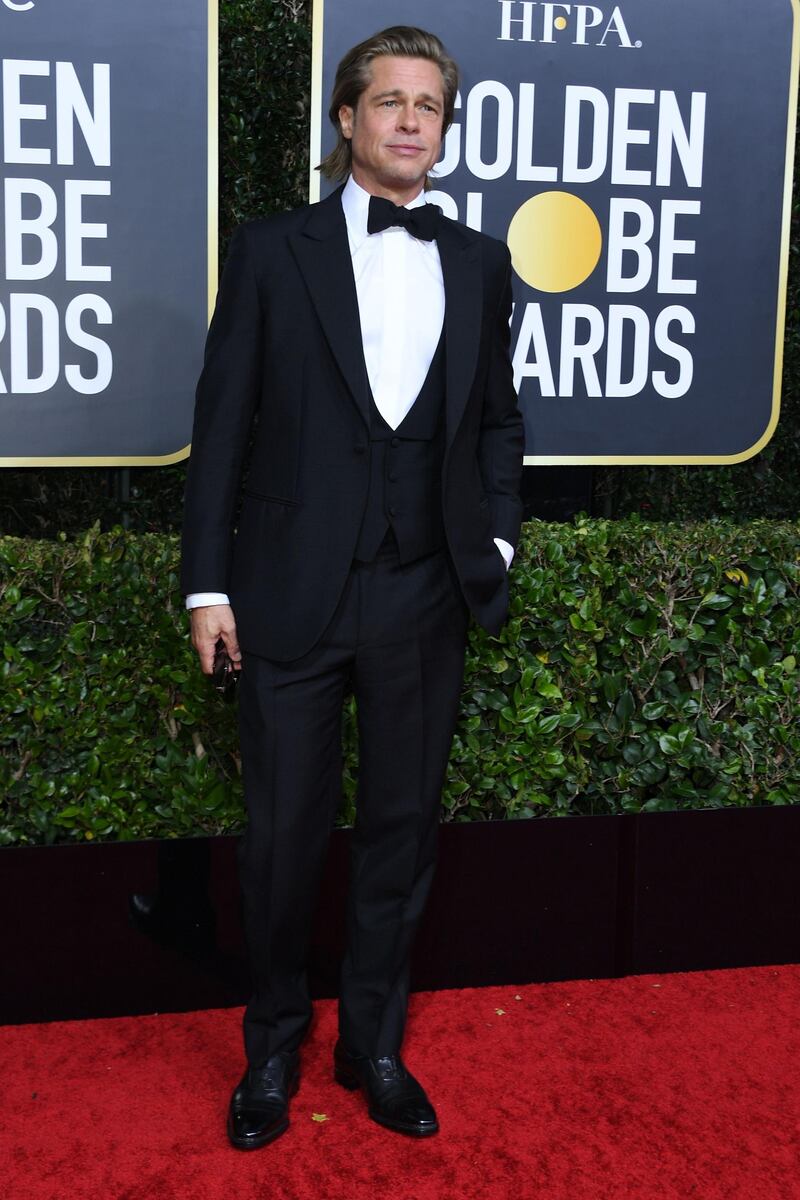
[242,486,301,508]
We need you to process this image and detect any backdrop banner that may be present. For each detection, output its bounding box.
[0,0,215,465]
[311,0,799,464]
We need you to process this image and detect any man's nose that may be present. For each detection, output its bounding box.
[397,104,420,131]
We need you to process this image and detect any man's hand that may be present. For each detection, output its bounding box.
[190,604,242,676]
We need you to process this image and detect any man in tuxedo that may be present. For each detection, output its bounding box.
[181,26,524,1149]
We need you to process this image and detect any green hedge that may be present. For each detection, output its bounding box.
[1,519,797,845]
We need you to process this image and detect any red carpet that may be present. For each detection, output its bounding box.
[2,966,799,1200]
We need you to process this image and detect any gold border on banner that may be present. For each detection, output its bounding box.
[309,0,325,203]
[0,0,219,467]
[308,0,800,467]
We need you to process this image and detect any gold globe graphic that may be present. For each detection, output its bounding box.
[507,192,603,293]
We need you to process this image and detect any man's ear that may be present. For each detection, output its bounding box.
[339,104,354,140]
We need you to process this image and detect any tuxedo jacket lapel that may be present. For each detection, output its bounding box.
[289,192,483,439]
[288,188,370,427]
[437,219,482,447]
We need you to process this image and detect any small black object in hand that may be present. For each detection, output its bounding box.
[211,638,239,701]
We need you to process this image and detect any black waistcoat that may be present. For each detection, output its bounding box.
[354,330,447,564]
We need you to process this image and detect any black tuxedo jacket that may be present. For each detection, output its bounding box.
[181,187,525,662]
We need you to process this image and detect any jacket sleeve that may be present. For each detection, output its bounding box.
[478,244,525,549]
[180,223,264,595]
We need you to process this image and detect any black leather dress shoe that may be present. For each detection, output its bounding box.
[227,1050,300,1150]
[333,1038,439,1136]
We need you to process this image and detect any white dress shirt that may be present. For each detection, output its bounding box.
[187,176,512,611]
[343,175,445,429]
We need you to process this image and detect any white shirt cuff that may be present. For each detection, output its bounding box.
[186,592,230,610]
[494,538,514,570]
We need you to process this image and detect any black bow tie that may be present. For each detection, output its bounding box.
[367,195,441,241]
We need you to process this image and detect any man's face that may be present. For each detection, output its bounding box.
[339,56,446,203]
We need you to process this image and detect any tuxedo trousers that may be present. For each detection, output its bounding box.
[236,534,469,1066]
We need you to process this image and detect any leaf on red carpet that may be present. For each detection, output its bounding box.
[312,1113,329,1123]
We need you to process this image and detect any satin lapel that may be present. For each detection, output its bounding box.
[437,221,482,447]
[288,189,369,427]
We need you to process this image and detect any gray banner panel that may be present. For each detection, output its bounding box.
[313,0,798,463]
[0,0,213,463]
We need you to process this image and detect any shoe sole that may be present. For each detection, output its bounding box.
[334,1065,439,1137]
[370,1111,439,1137]
[227,1114,290,1150]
